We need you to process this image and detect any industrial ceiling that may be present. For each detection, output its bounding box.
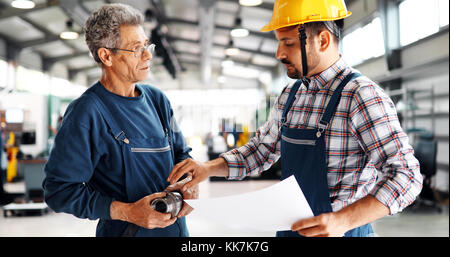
[0,0,283,87]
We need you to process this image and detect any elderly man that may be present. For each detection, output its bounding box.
[43,3,195,237]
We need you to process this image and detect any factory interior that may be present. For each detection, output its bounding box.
[0,0,448,238]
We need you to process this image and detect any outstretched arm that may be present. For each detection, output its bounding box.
[167,157,229,190]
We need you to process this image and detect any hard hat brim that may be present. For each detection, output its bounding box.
[260,11,351,32]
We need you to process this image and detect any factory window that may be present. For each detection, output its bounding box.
[342,17,385,66]
[399,0,448,47]
[0,58,15,90]
[439,0,449,27]
[16,65,50,95]
[0,58,7,89]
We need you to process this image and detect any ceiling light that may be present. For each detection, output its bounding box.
[60,20,79,40]
[60,31,79,40]
[11,0,35,9]
[225,40,240,56]
[221,58,234,68]
[231,28,249,37]
[225,47,240,56]
[239,0,262,7]
[230,17,249,38]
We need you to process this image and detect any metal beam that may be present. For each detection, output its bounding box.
[59,0,91,28]
[0,1,60,21]
[378,0,402,100]
[43,51,91,71]
[378,0,401,71]
[167,35,275,58]
[0,8,83,53]
[199,0,216,84]
[175,50,276,69]
[166,17,275,39]
[6,41,22,63]
[19,15,78,51]
[149,0,183,78]
[20,35,61,48]
[44,51,90,64]
[68,64,99,80]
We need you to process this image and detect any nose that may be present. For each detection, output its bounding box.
[275,43,284,61]
[142,48,152,61]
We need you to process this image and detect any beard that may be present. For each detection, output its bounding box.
[281,58,301,79]
[280,45,320,80]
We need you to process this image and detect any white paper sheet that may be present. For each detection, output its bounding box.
[184,175,313,232]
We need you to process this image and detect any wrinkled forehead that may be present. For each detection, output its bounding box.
[119,25,149,47]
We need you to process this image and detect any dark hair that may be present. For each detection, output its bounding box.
[335,19,344,30]
[304,19,344,42]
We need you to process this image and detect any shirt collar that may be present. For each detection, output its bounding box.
[306,57,348,90]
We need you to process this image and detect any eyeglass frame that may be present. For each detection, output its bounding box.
[105,43,155,58]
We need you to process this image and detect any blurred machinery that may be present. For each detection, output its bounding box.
[408,128,443,212]
[209,118,281,181]
[0,108,46,215]
[5,132,18,182]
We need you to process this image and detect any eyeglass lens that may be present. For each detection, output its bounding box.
[135,44,155,58]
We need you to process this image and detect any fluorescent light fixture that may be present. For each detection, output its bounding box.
[231,28,249,38]
[60,20,79,40]
[225,47,240,56]
[230,17,249,38]
[60,31,79,40]
[239,0,262,7]
[11,0,35,9]
[221,58,234,68]
[225,39,240,56]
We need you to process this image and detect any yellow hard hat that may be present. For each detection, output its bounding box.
[261,0,352,32]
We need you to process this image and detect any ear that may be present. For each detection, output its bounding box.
[97,48,113,67]
[317,30,332,52]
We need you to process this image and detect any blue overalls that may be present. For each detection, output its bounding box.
[87,91,188,237]
[276,72,374,237]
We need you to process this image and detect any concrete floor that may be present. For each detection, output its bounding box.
[0,179,448,237]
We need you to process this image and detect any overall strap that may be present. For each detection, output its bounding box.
[148,91,175,162]
[86,91,129,144]
[150,93,169,138]
[281,80,303,124]
[318,72,361,130]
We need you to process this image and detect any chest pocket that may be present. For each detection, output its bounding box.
[281,135,316,146]
[122,135,174,202]
[131,145,171,153]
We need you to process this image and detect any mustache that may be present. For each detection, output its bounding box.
[280,58,292,65]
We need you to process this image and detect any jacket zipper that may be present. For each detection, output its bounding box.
[281,135,316,146]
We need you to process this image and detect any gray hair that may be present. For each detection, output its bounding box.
[84,3,144,64]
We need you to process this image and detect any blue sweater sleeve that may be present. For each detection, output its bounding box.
[43,103,113,220]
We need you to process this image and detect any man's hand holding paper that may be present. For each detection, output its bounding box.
[180,175,314,232]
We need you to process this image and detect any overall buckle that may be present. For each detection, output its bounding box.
[317,122,328,138]
[114,131,129,144]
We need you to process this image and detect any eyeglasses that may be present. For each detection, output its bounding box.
[106,43,155,58]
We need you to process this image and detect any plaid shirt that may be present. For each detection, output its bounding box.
[221,58,423,215]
